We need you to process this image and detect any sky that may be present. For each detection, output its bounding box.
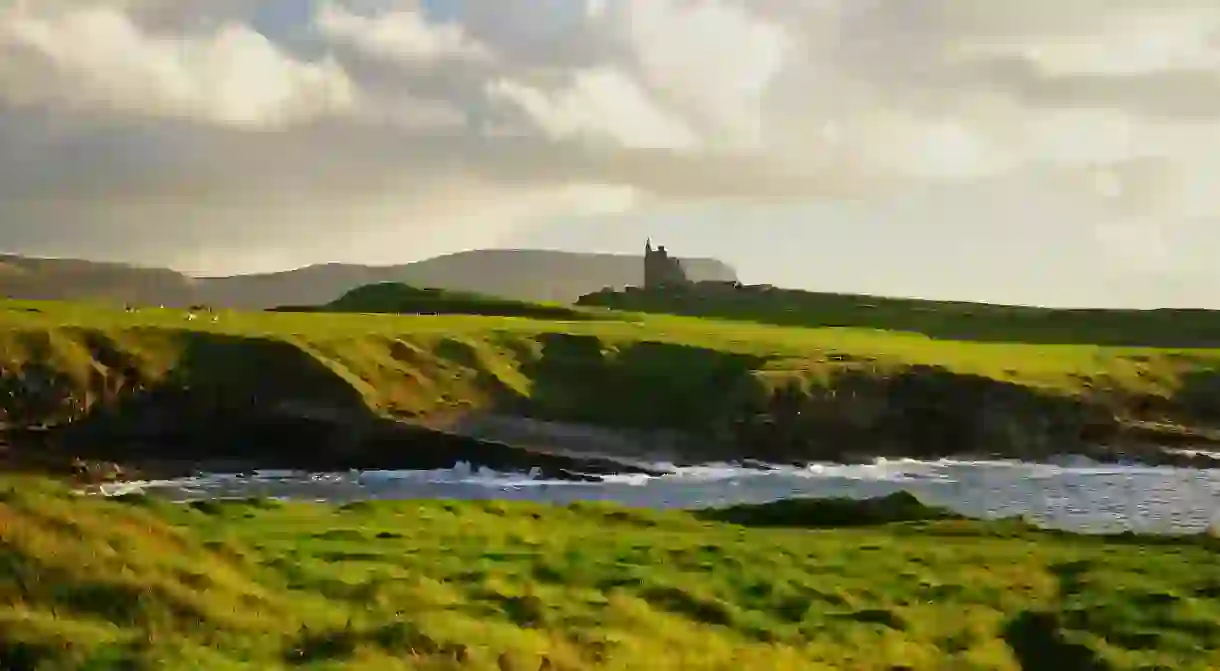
[2,1,1220,308]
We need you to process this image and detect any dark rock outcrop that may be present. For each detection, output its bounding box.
[716,365,1220,467]
[696,492,967,528]
[14,387,664,482]
[722,366,1119,463]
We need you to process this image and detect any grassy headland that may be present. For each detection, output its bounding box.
[3,479,1220,670]
[3,294,1220,475]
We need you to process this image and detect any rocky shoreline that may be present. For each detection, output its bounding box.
[428,411,1220,470]
[0,417,670,486]
[6,409,1220,491]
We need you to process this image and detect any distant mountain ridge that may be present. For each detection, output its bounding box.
[0,249,738,309]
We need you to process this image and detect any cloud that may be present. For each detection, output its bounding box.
[956,7,1220,76]
[316,2,491,64]
[603,0,792,148]
[0,4,356,128]
[483,0,791,150]
[487,68,701,150]
[3,0,1220,299]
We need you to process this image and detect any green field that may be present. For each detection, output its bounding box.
[580,286,1220,348]
[2,479,1220,670]
[3,298,1219,426]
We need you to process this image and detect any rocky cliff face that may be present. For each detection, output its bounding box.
[3,328,1219,477]
[0,342,662,481]
[717,365,1220,467]
[720,366,1119,463]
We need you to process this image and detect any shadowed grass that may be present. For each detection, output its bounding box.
[2,478,1220,669]
[320,282,598,321]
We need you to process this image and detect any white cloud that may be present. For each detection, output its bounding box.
[0,4,357,128]
[481,0,791,152]
[487,67,700,150]
[606,0,792,149]
[961,10,1220,76]
[585,0,609,21]
[830,111,1012,180]
[316,2,491,64]
[1094,218,1173,273]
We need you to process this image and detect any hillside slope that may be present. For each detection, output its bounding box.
[0,255,198,306]
[196,249,738,308]
[0,250,738,309]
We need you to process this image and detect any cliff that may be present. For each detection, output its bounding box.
[3,301,1220,478]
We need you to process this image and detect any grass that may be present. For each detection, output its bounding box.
[4,298,1220,434]
[2,479,1220,669]
[579,286,1220,348]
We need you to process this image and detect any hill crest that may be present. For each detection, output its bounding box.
[0,249,739,309]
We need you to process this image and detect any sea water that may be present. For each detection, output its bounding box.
[93,458,1220,534]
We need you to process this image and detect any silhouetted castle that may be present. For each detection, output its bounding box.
[643,239,692,288]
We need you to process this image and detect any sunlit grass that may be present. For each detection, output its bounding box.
[2,479,1220,669]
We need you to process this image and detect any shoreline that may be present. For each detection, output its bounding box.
[65,457,1220,539]
[9,411,1220,491]
[68,450,1220,498]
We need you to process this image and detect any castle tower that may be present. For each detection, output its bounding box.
[644,239,659,288]
[643,239,691,289]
